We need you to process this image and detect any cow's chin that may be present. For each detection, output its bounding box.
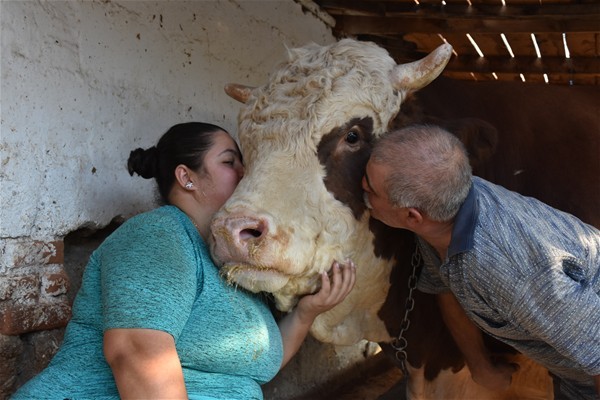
[220,263,290,293]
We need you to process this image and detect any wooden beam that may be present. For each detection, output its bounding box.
[318,1,600,18]
[333,13,600,34]
[389,52,600,75]
[449,56,599,75]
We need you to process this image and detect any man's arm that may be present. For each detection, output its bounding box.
[594,374,599,396]
[437,291,516,391]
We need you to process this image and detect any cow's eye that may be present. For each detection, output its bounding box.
[346,130,360,144]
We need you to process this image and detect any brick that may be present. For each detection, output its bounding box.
[4,239,64,269]
[41,271,70,297]
[0,301,71,335]
[0,275,40,302]
[0,369,17,399]
[0,333,24,359]
[0,334,23,398]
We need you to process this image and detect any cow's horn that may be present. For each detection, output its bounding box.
[224,83,254,103]
[391,43,453,91]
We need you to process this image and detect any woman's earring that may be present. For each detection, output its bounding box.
[185,182,194,190]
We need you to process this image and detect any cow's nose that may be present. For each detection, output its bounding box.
[211,215,269,257]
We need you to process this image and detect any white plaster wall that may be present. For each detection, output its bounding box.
[1,3,383,399]
[0,0,335,238]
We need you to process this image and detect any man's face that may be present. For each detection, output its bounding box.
[362,160,404,228]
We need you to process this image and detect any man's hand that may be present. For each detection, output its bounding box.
[437,292,517,391]
[470,358,519,391]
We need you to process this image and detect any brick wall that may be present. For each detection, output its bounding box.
[0,239,71,399]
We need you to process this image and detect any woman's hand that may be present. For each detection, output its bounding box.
[278,259,356,369]
[295,260,357,324]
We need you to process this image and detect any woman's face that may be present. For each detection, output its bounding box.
[199,130,244,210]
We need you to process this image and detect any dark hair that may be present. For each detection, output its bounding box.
[127,122,226,203]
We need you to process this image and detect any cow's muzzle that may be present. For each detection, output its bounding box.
[210,214,269,263]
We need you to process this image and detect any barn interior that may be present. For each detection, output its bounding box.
[278,1,600,398]
[310,0,600,86]
[285,2,599,397]
[2,1,598,400]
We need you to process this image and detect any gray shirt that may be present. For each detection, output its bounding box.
[418,177,600,397]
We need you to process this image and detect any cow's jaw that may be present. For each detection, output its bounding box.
[220,262,291,293]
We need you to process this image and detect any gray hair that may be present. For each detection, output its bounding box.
[371,125,472,221]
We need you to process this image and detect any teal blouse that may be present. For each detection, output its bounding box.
[13,206,283,400]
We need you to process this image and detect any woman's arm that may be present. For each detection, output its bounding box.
[104,328,187,399]
[278,260,356,369]
[594,374,599,395]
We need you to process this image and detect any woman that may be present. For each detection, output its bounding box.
[13,122,355,399]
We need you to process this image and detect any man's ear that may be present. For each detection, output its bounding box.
[405,207,424,228]
[174,164,193,189]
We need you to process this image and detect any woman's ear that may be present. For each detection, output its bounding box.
[174,165,194,190]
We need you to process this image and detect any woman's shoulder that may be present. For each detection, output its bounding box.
[101,206,193,250]
[120,206,187,232]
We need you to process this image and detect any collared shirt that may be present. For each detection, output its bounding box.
[418,177,600,395]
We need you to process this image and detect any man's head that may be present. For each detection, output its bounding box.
[363,124,472,228]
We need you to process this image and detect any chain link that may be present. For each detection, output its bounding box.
[390,243,421,377]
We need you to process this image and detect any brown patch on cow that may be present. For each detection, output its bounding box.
[317,116,468,380]
[318,116,468,380]
[370,219,466,380]
[317,117,374,219]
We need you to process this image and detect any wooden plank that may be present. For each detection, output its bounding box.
[565,32,599,57]
[320,2,600,18]
[387,45,600,74]
[333,14,600,34]
[443,55,599,74]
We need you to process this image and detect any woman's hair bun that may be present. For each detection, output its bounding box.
[127,146,159,179]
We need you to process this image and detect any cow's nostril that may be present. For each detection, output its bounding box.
[240,228,263,239]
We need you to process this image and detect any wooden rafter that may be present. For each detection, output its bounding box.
[312,0,600,85]
[332,14,600,35]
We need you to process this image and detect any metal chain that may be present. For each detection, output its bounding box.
[390,243,421,377]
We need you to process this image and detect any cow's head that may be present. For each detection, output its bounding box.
[209,39,451,344]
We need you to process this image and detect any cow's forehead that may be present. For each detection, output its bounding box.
[237,40,403,159]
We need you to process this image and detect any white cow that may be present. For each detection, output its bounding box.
[210,39,552,399]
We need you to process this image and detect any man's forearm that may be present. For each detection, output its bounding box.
[437,292,490,367]
[437,291,515,390]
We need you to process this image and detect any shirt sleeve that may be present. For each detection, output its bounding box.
[416,238,450,294]
[511,257,600,375]
[100,212,199,340]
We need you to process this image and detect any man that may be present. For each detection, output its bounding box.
[362,124,600,399]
